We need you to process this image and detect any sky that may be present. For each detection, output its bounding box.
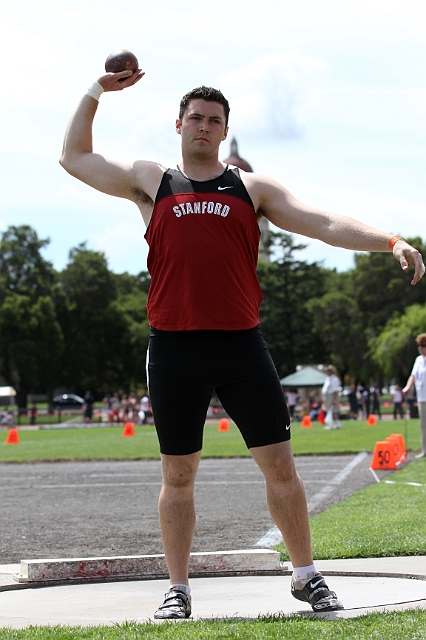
[0,0,425,275]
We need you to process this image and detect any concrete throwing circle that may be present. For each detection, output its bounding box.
[1,575,425,628]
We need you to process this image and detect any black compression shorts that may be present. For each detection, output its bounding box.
[147,326,290,455]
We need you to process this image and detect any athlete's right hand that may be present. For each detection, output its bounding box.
[97,69,144,92]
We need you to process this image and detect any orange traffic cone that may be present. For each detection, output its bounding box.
[218,418,230,432]
[390,433,407,459]
[386,435,403,465]
[370,440,399,470]
[6,428,19,444]
[301,415,312,428]
[122,422,135,437]
[317,409,325,425]
[387,434,407,463]
[367,414,376,426]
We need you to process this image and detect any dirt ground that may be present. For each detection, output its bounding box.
[0,453,385,563]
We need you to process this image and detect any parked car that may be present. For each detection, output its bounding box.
[52,394,84,410]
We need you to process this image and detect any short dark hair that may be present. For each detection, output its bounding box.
[179,86,230,127]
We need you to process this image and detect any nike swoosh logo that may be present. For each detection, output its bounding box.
[218,186,234,190]
[286,424,290,430]
[310,579,324,589]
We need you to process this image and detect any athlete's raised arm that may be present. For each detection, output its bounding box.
[242,172,425,285]
[59,70,164,225]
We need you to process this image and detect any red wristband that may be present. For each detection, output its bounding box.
[388,235,403,251]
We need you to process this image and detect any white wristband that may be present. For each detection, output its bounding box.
[86,81,104,102]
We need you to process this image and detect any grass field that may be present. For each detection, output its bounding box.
[276,457,426,560]
[0,610,425,639]
[0,418,422,462]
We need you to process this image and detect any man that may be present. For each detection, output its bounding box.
[285,388,298,420]
[392,385,404,420]
[60,67,425,619]
[403,333,426,458]
[139,394,152,425]
[321,366,341,430]
[362,386,371,419]
[371,386,381,419]
[82,390,94,424]
[347,384,359,420]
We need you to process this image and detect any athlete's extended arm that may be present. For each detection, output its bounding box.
[245,173,425,285]
[59,70,163,223]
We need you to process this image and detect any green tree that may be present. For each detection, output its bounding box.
[114,270,151,296]
[305,238,426,383]
[0,228,152,404]
[0,226,61,408]
[29,296,64,407]
[58,244,131,393]
[113,271,150,390]
[257,232,328,377]
[0,295,64,409]
[369,304,426,383]
[306,291,362,382]
[0,225,56,300]
[352,237,426,331]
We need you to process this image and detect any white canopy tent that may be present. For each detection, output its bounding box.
[0,386,16,408]
[0,386,16,397]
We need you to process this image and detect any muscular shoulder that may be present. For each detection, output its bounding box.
[239,171,326,238]
[238,171,294,219]
[130,161,167,204]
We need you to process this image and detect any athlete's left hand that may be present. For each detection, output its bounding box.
[393,240,425,285]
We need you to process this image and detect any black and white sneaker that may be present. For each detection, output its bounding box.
[291,572,344,612]
[154,588,192,619]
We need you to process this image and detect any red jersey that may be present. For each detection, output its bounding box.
[145,166,262,330]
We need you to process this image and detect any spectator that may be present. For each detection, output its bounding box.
[321,365,341,430]
[119,394,129,422]
[347,385,359,420]
[30,404,37,426]
[403,333,426,458]
[392,385,404,420]
[371,386,381,419]
[101,396,110,423]
[140,395,152,424]
[285,389,298,420]
[128,392,138,421]
[362,387,371,418]
[307,391,321,421]
[110,393,120,422]
[82,390,95,424]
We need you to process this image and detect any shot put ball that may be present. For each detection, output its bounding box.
[105,50,139,75]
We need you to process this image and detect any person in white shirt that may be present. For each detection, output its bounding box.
[403,333,426,458]
[285,389,298,420]
[321,365,341,430]
[139,395,152,425]
[392,385,404,420]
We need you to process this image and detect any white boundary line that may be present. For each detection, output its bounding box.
[385,481,424,487]
[256,451,369,548]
